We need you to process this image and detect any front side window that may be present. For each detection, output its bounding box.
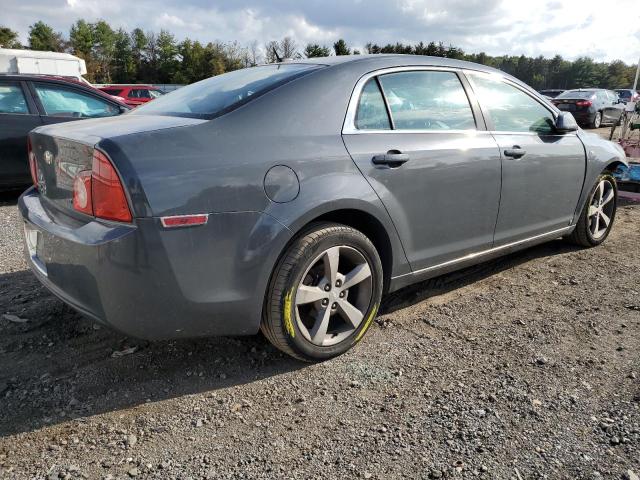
[355,79,391,130]
[127,89,140,98]
[34,84,120,118]
[377,71,476,131]
[132,64,324,119]
[0,83,29,114]
[469,74,555,134]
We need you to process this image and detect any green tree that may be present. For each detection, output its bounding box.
[156,30,178,83]
[304,44,330,58]
[69,19,95,80]
[333,39,351,56]
[112,28,135,83]
[28,21,65,52]
[0,26,21,48]
[130,28,148,82]
[92,20,116,83]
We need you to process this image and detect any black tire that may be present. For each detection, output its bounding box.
[566,173,617,247]
[590,111,602,129]
[261,222,383,362]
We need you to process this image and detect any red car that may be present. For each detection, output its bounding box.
[98,85,165,107]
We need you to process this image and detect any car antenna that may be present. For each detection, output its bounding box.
[272,46,282,63]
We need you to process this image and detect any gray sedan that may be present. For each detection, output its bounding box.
[19,55,627,361]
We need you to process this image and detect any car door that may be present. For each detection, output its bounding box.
[29,81,122,127]
[126,89,145,106]
[466,72,586,245]
[604,91,623,123]
[0,80,42,187]
[342,68,502,271]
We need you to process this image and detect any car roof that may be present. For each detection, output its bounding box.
[288,54,503,73]
[0,74,130,106]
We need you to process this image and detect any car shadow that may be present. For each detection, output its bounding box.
[0,188,24,207]
[1,199,637,438]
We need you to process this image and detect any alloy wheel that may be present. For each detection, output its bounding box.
[594,112,602,128]
[588,179,615,240]
[294,246,373,347]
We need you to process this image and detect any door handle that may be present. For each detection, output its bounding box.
[372,151,410,168]
[504,146,526,159]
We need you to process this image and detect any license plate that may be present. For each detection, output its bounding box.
[558,103,574,111]
[24,224,47,276]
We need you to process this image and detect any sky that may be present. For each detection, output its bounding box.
[3,0,640,64]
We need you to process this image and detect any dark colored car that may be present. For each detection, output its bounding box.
[538,89,565,98]
[19,55,627,361]
[98,85,165,107]
[0,75,129,188]
[615,89,640,103]
[552,89,624,128]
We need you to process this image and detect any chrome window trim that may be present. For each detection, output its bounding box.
[342,66,481,135]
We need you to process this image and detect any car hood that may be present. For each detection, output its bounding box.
[33,114,207,146]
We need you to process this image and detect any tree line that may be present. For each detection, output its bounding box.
[0,20,637,90]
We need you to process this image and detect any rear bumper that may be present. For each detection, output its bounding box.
[18,188,291,340]
[571,110,595,125]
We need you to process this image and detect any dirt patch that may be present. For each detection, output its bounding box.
[0,193,638,479]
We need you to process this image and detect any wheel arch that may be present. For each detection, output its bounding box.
[268,199,410,296]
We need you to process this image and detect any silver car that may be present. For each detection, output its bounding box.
[19,55,627,361]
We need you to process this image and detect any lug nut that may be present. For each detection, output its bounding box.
[335,280,342,287]
[322,299,329,306]
[339,291,345,298]
[332,302,338,309]
[324,284,331,291]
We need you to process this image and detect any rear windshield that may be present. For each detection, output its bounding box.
[556,90,595,99]
[131,64,324,119]
[616,90,631,99]
[101,88,123,96]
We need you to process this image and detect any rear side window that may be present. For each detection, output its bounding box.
[377,71,476,130]
[355,79,391,130]
[131,64,324,119]
[469,74,555,134]
[0,83,29,114]
[34,84,120,118]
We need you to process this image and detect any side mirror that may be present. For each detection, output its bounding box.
[555,111,578,133]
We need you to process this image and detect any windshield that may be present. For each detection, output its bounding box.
[616,90,631,99]
[556,90,596,99]
[131,64,323,119]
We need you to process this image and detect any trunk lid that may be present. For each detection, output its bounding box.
[30,114,206,218]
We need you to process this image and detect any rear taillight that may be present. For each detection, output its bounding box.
[576,100,592,107]
[27,138,38,187]
[72,149,132,223]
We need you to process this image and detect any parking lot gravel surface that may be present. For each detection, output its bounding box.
[0,188,638,480]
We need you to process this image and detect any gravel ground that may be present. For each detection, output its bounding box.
[0,187,639,480]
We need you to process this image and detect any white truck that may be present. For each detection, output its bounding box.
[0,48,88,82]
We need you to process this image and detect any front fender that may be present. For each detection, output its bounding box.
[574,131,628,223]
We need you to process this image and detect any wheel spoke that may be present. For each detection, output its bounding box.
[323,247,340,287]
[341,263,372,290]
[309,306,331,344]
[594,215,601,236]
[588,205,598,217]
[296,285,326,305]
[601,187,614,206]
[337,299,364,329]
[597,181,604,203]
[600,211,611,227]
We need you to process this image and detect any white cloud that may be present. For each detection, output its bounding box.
[2,0,639,64]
